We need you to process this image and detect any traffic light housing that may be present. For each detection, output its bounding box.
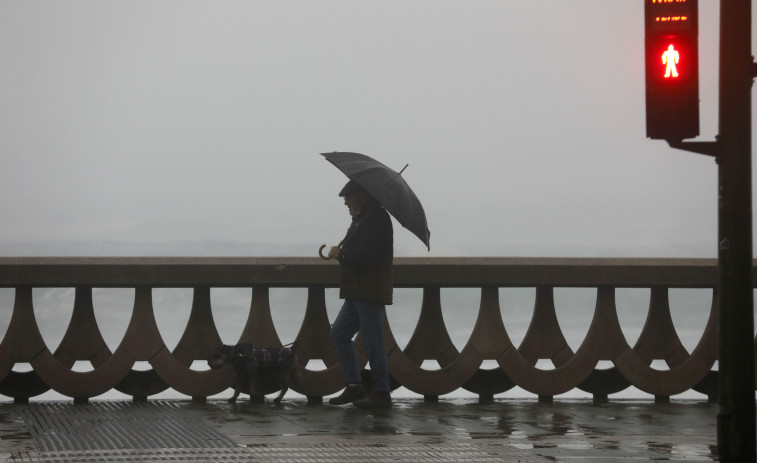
[645,0,699,141]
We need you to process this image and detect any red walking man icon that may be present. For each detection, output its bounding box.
[662,44,679,78]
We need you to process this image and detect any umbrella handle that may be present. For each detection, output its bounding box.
[318,245,331,260]
[318,242,343,260]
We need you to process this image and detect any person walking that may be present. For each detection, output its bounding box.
[327,180,393,409]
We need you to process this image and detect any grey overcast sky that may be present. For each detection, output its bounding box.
[0,1,750,257]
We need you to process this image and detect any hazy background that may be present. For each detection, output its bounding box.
[0,1,744,258]
[0,2,747,400]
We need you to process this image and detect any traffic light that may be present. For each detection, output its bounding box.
[645,0,699,140]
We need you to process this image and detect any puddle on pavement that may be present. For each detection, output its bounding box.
[557,442,593,450]
[508,443,534,450]
[672,444,715,458]
[645,441,716,460]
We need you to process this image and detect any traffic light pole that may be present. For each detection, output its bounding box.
[717,0,754,460]
[668,1,755,461]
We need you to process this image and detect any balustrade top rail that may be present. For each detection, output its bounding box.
[0,256,733,288]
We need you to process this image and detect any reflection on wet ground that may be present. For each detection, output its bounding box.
[0,398,718,462]
[203,398,718,461]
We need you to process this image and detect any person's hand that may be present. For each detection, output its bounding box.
[328,246,340,259]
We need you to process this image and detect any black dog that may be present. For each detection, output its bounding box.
[208,343,302,403]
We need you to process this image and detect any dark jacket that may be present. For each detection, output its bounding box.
[337,202,393,304]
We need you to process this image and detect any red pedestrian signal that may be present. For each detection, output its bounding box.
[645,0,699,141]
[662,44,679,78]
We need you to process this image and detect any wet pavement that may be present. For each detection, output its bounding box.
[0,398,718,462]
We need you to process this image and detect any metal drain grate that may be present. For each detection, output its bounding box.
[15,402,546,462]
[14,443,543,463]
[244,443,517,462]
[26,448,254,463]
[18,402,237,452]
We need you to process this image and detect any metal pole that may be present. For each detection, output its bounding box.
[717,0,755,460]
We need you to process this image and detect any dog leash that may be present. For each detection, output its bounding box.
[281,324,333,348]
[230,325,333,355]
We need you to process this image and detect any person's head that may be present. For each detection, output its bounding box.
[339,180,370,216]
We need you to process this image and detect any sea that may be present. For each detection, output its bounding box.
[0,241,727,402]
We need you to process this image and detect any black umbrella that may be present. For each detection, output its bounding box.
[320,151,430,252]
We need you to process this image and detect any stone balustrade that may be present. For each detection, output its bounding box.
[0,257,735,403]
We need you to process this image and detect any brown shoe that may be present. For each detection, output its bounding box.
[353,391,392,409]
[328,385,366,405]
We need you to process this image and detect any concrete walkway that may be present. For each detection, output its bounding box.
[0,398,718,462]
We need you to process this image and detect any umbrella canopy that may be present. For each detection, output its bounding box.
[322,152,430,250]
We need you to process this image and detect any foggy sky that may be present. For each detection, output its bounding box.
[0,1,748,258]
